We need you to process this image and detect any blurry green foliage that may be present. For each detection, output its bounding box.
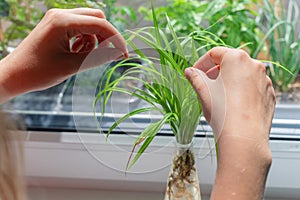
[102,0,137,32]
[45,0,105,9]
[139,0,262,57]
[0,0,44,57]
[0,0,9,17]
[255,0,300,92]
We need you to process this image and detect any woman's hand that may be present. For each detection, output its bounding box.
[185,46,275,140]
[185,47,275,200]
[0,8,127,103]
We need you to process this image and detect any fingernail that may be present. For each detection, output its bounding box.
[217,65,221,70]
[185,68,193,76]
[124,52,129,59]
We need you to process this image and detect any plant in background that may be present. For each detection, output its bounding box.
[0,0,43,58]
[254,0,300,92]
[139,0,262,57]
[102,0,137,32]
[45,0,137,32]
[94,6,228,199]
[139,0,207,36]
[44,0,105,9]
[0,0,10,56]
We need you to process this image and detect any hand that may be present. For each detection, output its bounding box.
[0,8,127,103]
[185,47,275,140]
[185,47,275,199]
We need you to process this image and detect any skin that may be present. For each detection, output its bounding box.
[185,47,275,200]
[0,8,128,104]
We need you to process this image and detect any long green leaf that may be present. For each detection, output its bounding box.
[127,113,173,169]
[165,14,187,69]
[107,107,157,138]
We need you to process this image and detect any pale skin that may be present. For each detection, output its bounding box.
[0,8,275,200]
[185,47,275,200]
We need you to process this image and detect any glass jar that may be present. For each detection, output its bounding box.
[164,141,201,200]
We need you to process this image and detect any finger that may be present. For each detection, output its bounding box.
[57,8,106,19]
[64,15,128,57]
[206,65,220,79]
[96,35,127,57]
[81,34,97,52]
[72,34,97,53]
[97,35,111,48]
[193,46,230,72]
[71,35,84,53]
[101,32,129,58]
[185,67,212,122]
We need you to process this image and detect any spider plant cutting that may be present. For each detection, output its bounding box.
[93,6,226,200]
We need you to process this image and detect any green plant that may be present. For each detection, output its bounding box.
[92,6,234,198]
[139,0,262,57]
[254,0,300,92]
[0,0,44,58]
[102,0,137,32]
[0,0,9,56]
[93,6,228,169]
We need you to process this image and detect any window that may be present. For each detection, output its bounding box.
[2,0,300,199]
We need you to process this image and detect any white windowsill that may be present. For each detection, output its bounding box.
[23,130,300,199]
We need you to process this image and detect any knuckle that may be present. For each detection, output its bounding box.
[256,60,267,73]
[260,63,267,74]
[45,8,62,18]
[44,9,66,26]
[209,47,219,54]
[189,75,198,88]
[96,9,105,18]
[208,46,228,57]
[250,58,267,74]
[189,73,202,91]
[235,49,249,60]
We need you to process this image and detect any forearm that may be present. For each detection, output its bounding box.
[0,57,12,104]
[211,133,272,200]
[0,54,30,104]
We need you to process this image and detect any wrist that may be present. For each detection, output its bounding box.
[217,130,272,168]
[211,132,272,200]
[0,52,30,102]
[0,57,12,104]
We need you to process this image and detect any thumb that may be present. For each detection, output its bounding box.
[184,67,212,122]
